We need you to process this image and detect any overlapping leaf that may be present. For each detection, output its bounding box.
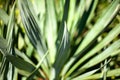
[0,3,15,80]
[75,0,120,55]
[54,22,70,79]
[45,0,57,64]
[64,0,120,77]
[18,0,47,56]
[18,0,49,77]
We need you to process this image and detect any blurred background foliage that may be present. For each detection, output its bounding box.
[0,0,120,80]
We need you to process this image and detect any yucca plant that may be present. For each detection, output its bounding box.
[0,0,120,80]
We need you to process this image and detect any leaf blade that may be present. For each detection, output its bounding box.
[0,8,9,24]
[75,0,120,55]
[54,22,70,79]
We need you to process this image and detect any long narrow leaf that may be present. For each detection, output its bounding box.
[6,3,15,53]
[69,0,85,38]
[71,59,111,80]
[45,0,57,63]
[80,39,120,70]
[57,0,70,44]
[6,54,43,78]
[14,48,35,66]
[26,51,48,80]
[18,0,49,77]
[18,0,47,56]
[75,0,120,55]
[0,3,15,80]
[78,24,120,66]
[54,22,70,79]
[64,0,120,77]
[67,23,120,76]
[83,68,120,79]
[72,68,99,80]
[75,0,94,39]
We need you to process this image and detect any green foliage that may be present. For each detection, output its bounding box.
[0,0,120,80]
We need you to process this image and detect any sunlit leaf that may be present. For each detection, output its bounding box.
[64,0,120,77]
[66,24,120,77]
[18,0,49,77]
[71,59,111,80]
[45,0,57,63]
[80,39,120,70]
[75,0,120,55]
[83,68,120,79]
[18,0,47,56]
[72,68,99,80]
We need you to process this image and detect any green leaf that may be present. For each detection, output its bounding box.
[6,54,42,78]
[6,3,15,44]
[64,0,120,77]
[67,0,76,31]
[0,1,15,54]
[80,39,120,70]
[0,58,9,80]
[18,0,49,76]
[69,0,85,37]
[0,3,15,80]
[67,23,120,76]
[72,68,99,80]
[83,68,120,79]
[18,0,47,56]
[54,22,70,79]
[0,8,9,24]
[86,0,98,25]
[71,59,111,80]
[69,0,98,40]
[31,0,45,16]
[102,60,108,80]
[75,0,95,39]
[54,0,64,21]
[79,24,120,66]
[0,57,7,76]
[14,48,34,66]
[111,49,120,56]
[57,0,70,43]
[32,0,46,35]
[45,0,57,63]
[26,51,48,80]
[75,0,120,55]
[0,37,7,50]
[6,55,35,73]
